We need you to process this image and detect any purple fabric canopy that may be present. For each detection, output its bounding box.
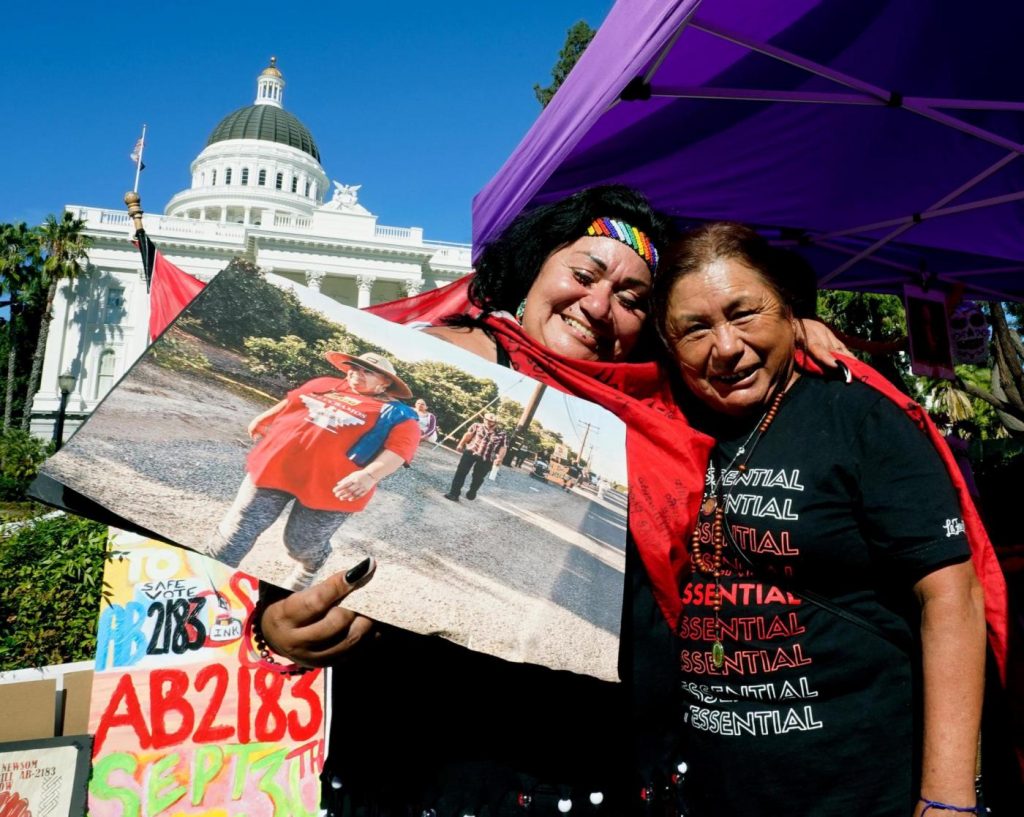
[473,0,1024,300]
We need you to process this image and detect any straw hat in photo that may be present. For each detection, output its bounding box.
[324,351,414,399]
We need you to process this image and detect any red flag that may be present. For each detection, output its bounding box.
[134,232,206,341]
[149,248,206,341]
[365,274,476,324]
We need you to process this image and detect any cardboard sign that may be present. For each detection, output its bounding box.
[87,533,326,817]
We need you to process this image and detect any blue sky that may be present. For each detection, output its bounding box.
[2,1,613,244]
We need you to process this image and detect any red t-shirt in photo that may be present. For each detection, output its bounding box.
[246,376,420,512]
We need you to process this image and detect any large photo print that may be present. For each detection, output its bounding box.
[39,262,629,680]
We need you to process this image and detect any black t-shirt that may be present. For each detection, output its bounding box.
[678,376,970,817]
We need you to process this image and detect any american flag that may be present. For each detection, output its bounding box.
[130,136,145,170]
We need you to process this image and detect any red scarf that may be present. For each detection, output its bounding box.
[369,293,1010,685]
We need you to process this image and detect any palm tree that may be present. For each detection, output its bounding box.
[21,212,90,431]
[0,223,41,429]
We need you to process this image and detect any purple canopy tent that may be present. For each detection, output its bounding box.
[473,0,1024,301]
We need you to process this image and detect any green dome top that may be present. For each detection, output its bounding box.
[207,105,320,161]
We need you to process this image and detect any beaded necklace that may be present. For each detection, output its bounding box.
[689,387,786,669]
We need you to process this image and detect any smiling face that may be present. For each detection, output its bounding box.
[664,257,797,417]
[345,365,390,396]
[520,235,652,362]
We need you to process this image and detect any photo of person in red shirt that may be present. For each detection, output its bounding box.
[206,351,420,589]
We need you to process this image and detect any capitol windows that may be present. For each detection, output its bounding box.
[104,287,125,324]
[241,167,249,186]
[225,168,233,185]
[275,172,283,190]
[291,176,298,193]
[305,180,311,197]
[211,169,217,185]
[258,169,267,186]
[96,349,117,398]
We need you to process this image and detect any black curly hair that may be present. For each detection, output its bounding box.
[467,185,675,314]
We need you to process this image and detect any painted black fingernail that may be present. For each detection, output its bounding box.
[345,557,372,584]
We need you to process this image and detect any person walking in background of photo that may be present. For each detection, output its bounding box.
[414,398,438,442]
[444,411,508,501]
[206,351,420,589]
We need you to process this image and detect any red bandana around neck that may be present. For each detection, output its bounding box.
[369,284,1010,686]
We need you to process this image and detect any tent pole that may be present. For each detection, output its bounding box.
[690,20,890,99]
[692,20,1024,155]
[652,87,881,105]
[820,189,1024,284]
[820,224,918,285]
[902,101,1024,154]
[814,243,919,274]
[643,14,692,84]
[941,265,1024,280]
[814,152,1020,242]
[906,97,1024,112]
[934,278,1020,302]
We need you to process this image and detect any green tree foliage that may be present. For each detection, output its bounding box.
[23,213,91,430]
[495,397,568,461]
[243,330,371,393]
[0,222,45,430]
[954,303,1024,432]
[0,429,53,500]
[239,329,503,440]
[188,258,338,351]
[149,327,213,373]
[534,21,596,107]
[820,291,1024,443]
[817,290,911,389]
[398,361,499,441]
[0,513,108,670]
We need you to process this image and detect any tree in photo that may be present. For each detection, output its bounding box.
[0,222,41,429]
[188,257,338,352]
[22,212,90,431]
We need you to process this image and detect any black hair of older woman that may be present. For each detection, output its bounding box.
[651,221,819,344]
[468,184,676,314]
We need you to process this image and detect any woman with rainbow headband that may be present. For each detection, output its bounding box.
[250,186,853,816]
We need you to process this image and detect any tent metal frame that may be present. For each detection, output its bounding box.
[638,16,1024,297]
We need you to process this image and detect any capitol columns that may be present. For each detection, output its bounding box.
[404,278,424,297]
[305,270,325,292]
[356,274,376,308]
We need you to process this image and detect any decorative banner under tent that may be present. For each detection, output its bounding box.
[36,265,629,682]
[903,284,955,379]
[88,532,326,817]
[474,0,1024,302]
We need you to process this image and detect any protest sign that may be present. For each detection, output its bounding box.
[39,266,628,680]
[88,532,325,817]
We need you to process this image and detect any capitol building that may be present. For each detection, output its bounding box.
[30,58,472,435]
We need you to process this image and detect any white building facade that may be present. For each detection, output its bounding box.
[31,59,471,436]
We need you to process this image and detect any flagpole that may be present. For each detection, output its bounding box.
[125,190,150,292]
[133,124,147,193]
[125,191,144,235]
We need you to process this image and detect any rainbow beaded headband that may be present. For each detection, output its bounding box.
[585,217,659,272]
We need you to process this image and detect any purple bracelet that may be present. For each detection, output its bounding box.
[919,798,980,815]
